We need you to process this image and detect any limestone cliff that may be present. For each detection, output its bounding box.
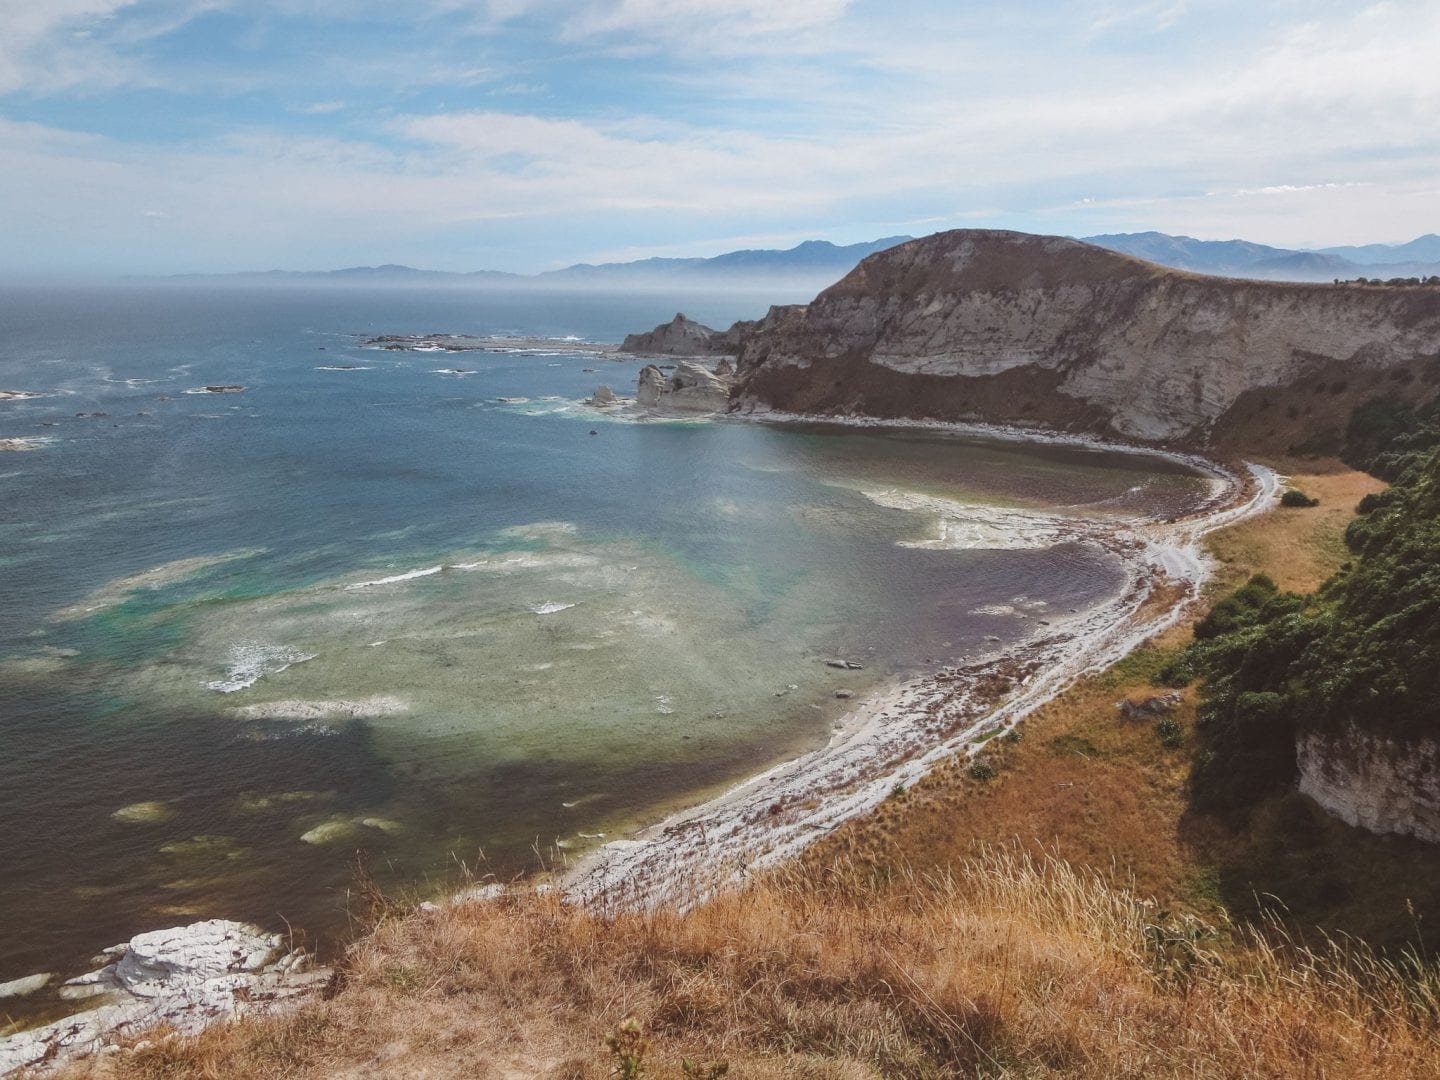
[729,230,1440,452]
[1297,728,1440,845]
[635,360,732,411]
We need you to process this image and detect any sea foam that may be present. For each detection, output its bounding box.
[344,565,443,590]
[205,642,315,693]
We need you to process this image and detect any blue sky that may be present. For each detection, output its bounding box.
[2,0,1438,274]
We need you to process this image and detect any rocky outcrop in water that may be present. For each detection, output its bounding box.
[621,313,735,356]
[1297,728,1440,844]
[635,360,733,412]
[723,230,1440,453]
[0,920,329,1075]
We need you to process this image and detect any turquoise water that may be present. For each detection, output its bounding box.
[0,284,1210,1003]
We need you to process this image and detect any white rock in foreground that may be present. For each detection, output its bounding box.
[0,973,53,1000]
[0,920,329,1077]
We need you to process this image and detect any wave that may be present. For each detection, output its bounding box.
[205,641,315,693]
[344,565,443,590]
[529,601,577,615]
[861,489,1076,551]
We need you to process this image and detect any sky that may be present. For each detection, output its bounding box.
[1,0,1438,275]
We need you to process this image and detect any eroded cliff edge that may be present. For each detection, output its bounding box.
[720,229,1440,454]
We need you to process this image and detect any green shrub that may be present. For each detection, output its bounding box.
[1187,444,1440,819]
[968,759,996,782]
[1155,716,1184,748]
[1156,652,1196,688]
[1280,489,1319,508]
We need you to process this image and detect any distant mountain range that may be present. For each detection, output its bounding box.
[160,237,914,290]
[155,231,1440,289]
[1082,231,1440,283]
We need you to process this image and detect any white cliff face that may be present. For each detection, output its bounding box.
[735,230,1440,445]
[1297,728,1440,845]
[635,361,732,412]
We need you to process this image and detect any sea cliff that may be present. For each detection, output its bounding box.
[718,229,1440,453]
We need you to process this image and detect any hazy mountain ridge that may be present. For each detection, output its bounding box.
[150,231,1440,289]
[156,237,913,289]
[147,230,1440,289]
[1083,230,1440,282]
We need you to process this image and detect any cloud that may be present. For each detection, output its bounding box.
[0,0,140,93]
[559,0,852,39]
[0,1,1437,271]
[1087,1,1190,39]
[1225,182,1373,198]
[0,0,233,94]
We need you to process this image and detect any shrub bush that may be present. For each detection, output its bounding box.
[968,759,996,782]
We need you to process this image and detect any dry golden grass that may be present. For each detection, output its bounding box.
[67,851,1440,1080]
[1206,466,1384,594]
[811,645,1207,910]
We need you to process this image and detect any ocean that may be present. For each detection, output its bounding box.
[0,283,1211,1009]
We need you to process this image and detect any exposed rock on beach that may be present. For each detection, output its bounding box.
[0,921,328,1075]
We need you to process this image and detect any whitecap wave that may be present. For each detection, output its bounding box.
[530,601,577,615]
[0,436,51,452]
[344,565,443,590]
[862,489,1075,550]
[206,642,315,693]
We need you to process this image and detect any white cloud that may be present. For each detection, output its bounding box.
[0,0,233,94]
[1087,1,1190,38]
[0,0,138,93]
[560,0,851,38]
[1,1,1438,270]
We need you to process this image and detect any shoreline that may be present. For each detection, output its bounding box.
[0,414,1278,1075]
[563,416,1277,910]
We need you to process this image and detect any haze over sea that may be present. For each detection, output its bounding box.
[0,284,1211,1002]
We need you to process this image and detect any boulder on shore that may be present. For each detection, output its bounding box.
[0,919,330,1076]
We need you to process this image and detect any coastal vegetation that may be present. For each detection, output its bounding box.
[1184,409,1440,816]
